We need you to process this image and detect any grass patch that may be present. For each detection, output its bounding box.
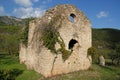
[16,70,42,80]
[0,54,120,80]
[0,54,42,80]
[44,64,120,80]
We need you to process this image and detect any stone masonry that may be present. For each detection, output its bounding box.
[19,4,92,77]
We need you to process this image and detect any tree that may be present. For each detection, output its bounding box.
[115,42,120,64]
[109,43,120,65]
[108,50,117,64]
[0,26,20,55]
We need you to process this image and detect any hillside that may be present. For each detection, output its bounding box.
[0,16,35,54]
[93,28,120,48]
[92,28,120,57]
[0,16,25,27]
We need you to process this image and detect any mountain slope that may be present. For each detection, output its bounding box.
[92,28,120,57]
[92,28,120,48]
[0,16,25,27]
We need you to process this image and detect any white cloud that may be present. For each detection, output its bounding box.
[13,0,46,18]
[0,6,5,15]
[15,0,32,7]
[97,11,108,18]
[13,7,45,18]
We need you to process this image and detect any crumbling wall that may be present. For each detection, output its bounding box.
[19,4,92,77]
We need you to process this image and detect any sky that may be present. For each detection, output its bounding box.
[0,0,120,29]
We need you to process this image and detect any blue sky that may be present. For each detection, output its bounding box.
[0,0,120,29]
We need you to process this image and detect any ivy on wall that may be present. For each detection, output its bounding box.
[40,15,72,61]
[21,15,72,61]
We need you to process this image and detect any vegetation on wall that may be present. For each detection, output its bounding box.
[40,15,72,61]
[57,36,72,61]
[20,17,35,47]
[41,24,59,53]
[20,25,29,46]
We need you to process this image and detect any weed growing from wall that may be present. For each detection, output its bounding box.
[20,18,34,47]
[41,25,59,53]
[40,15,72,61]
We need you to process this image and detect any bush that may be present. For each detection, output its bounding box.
[0,69,23,80]
[88,47,98,63]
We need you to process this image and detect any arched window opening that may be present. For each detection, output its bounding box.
[68,39,78,49]
[70,13,76,22]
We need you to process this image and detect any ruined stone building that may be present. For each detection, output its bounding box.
[19,4,92,77]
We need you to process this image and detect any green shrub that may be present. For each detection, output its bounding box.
[0,69,23,80]
[88,47,98,63]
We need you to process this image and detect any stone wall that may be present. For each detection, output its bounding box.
[19,4,92,77]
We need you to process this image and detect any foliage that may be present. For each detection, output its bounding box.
[40,15,72,61]
[115,42,120,53]
[40,14,62,42]
[20,17,35,46]
[107,43,120,65]
[114,43,120,64]
[92,28,120,62]
[58,36,72,61]
[41,25,59,53]
[20,25,29,46]
[59,48,71,61]
[108,50,117,64]
[88,47,98,63]
[0,26,21,55]
[0,69,23,80]
[0,54,42,80]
